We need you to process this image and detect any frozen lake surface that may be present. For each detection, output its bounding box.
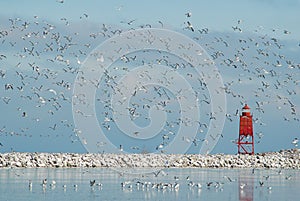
[0,167,299,201]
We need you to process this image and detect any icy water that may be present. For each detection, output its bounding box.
[0,168,299,201]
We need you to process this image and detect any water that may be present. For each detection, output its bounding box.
[0,167,299,201]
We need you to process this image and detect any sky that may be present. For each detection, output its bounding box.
[0,0,299,154]
[1,0,300,37]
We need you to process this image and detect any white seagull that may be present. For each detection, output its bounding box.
[292,138,298,147]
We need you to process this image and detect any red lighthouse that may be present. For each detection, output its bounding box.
[237,104,254,155]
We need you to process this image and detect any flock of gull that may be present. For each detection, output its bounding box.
[22,168,296,197]
[0,6,299,153]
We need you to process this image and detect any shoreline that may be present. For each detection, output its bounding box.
[0,149,299,169]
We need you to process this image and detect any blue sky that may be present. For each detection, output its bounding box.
[0,0,299,154]
[1,0,299,36]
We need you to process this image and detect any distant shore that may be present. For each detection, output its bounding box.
[0,149,299,169]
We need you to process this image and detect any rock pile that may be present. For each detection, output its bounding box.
[0,149,299,169]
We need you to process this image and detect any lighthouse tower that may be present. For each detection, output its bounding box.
[237,104,254,155]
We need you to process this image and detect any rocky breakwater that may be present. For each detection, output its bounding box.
[0,149,299,169]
